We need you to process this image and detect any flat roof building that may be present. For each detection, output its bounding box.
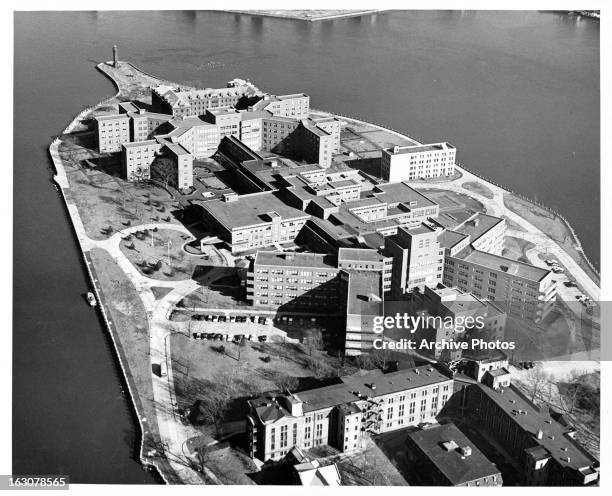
[382,142,456,183]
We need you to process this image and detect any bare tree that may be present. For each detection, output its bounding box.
[525,365,549,403]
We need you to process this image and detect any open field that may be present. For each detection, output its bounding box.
[462,180,494,199]
[119,228,209,281]
[503,193,599,285]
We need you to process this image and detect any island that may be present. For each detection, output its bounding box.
[48,49,600,485]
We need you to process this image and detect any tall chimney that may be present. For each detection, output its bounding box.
[113,45,118,68]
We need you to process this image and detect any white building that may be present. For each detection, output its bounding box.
[381,142,456,182]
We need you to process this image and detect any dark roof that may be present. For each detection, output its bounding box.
[474,384,598,471]
[407,423,501,485]
[340,365,452,397]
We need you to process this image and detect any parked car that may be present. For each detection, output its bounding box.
[206,333,215,340]
[234,334,244,342]
[192,333,199,339]
[214,334,223,341]
[564,281,578,288]
[258,335,268,342]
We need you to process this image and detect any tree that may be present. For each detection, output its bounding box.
[152,157,177,189]
[525,364,549,403]
[273,372,299,392]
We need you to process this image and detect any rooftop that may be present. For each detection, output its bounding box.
[254,251,338,270]
[345,269,382,316]
[385,142,455,155]
[201,191,310,231]
[406,422,500,485]
[460,249,550,282]
[365,182,438,209]
[453,213,504,243]
[340,365,453,397]
[338,247,385,263]
[474,384,597,471]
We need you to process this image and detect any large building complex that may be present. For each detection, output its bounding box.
[381,142,456,182]
[246,365,454,461]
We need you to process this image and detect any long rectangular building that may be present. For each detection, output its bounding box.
[200,191,311,253]
[382,142,456,182]
[246,365,454,461]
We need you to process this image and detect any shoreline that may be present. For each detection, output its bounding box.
[48,85,170,484]
[225,10,384,22]
[49,60,600,484]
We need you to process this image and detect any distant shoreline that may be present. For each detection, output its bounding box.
[226,9,384,22]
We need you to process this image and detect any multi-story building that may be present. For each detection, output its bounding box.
[251,93,310,119]
[164,142,193,190]
[200,191,311,253]
[151,78,262,117]
[403,284,507,360]
[95,114,130,153]
[405,423,503,486]
[385,223,445,295]
[342,269,383,356]
[337,247,393,294]
[309,116,342,154]
[261,116,300,153]
[465,383,599,485]
[442,249,557,322]
[381,142,456,182]
[247,251,342,311]
[246,365,454,462]
[121,140,162,182]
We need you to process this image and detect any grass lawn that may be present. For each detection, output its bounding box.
[61,138,181,240]
[502,215,527,232]
[175,267,247,309]
[502,236,536,264]
[120,228,210,281]
[462,180,495,199]
[503,193,599,285]
[170,336,357,415]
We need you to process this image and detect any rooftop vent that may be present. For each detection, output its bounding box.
[460,446,472,457]
[537,429,543,439]
[442,440,458,452]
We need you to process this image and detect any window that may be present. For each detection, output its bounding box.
[270,428,275,451]
[292,423,297,446]
[280,425,288,448]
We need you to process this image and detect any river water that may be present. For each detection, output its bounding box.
[13,10,599,483]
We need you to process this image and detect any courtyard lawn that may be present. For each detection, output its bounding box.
[462,180,495,199]
[502,236,536,264]
[119,228,211,281]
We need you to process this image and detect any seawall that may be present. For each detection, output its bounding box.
[47,74,171,483]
